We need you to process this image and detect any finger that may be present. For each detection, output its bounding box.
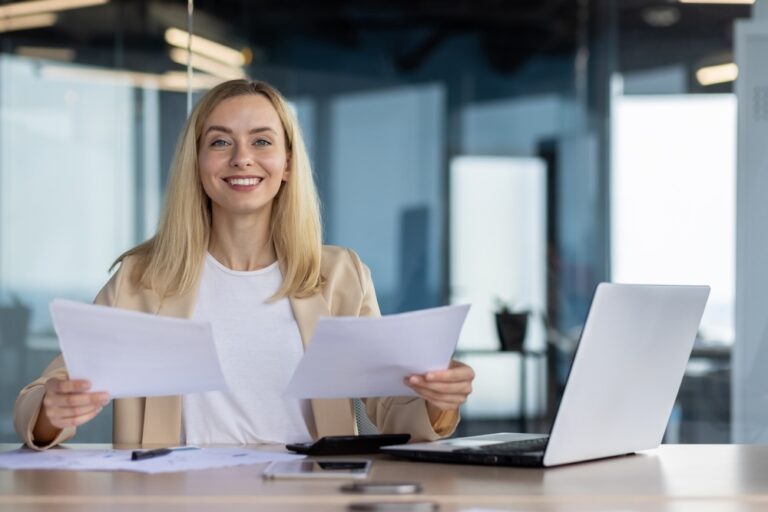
[45,392,109,409]
[423,366,475,383]
[50,403,103,421]
[49,379,92,394]
[52,406,103,429]
[406,374,473,389]
[406,378,472,395]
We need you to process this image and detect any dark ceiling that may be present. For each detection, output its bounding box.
[1,0,752,78]
[193,0,751,74]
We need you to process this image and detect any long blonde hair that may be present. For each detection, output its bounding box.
[114,79,324,299]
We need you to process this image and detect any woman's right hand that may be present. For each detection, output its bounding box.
[41,378,110,429]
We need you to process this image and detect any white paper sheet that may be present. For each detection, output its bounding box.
[49,299,227,398]
[283,304,470,399]
[0,447,304,474]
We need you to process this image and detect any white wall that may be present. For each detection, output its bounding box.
[450,156,547,417]
[611,94,736,344]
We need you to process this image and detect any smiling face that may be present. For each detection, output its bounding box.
[198,94,289,220]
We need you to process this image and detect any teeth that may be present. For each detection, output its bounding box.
[228,178,261,186]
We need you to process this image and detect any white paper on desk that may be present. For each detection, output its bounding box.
[50,299,227,398]
[283,304,470,399]
[0,447,304,474]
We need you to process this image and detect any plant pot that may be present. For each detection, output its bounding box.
[495,311,529,352]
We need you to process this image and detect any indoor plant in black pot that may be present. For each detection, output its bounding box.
[494,298,529,352]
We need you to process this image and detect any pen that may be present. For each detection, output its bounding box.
[131,448,172,461]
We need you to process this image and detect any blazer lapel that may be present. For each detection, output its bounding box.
[290,293,356,438]
[141,288,198,446]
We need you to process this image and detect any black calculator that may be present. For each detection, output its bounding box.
[286,434,411,455]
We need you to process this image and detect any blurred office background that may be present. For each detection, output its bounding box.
[0,0,764,444]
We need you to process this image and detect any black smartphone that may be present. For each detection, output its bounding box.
[347,502,438,511]
[262,459,372,480]
[340,481,422,494]
[285,434,411,455]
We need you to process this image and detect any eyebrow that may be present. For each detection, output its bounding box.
[203,125,278,136]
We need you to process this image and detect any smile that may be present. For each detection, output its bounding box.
[224,177,263,186]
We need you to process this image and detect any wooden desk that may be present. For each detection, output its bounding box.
[1,444,767,511]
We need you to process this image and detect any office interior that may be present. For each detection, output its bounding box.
[0,0,763,446]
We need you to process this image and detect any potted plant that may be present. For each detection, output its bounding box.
[494,298,529,352]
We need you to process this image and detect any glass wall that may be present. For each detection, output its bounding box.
[0,0,754,444]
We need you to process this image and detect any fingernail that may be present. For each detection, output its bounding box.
[425,373,434,381]
[410,376,419,384]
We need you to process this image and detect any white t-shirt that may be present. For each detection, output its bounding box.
[182,253,315,445]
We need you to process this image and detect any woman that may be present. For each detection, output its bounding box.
[14,79,475,449]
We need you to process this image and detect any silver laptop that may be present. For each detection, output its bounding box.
[382,283,710,467]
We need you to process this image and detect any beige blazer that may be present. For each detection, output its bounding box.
[14,245,458,449]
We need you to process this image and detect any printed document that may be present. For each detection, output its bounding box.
[283,304,470,398]
[50,299,227,398]
[0,447,303,474]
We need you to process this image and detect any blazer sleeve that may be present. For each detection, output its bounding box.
[12,267,122,450]
[350,249,460,441]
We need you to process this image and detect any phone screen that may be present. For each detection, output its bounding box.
[262,459,372,479]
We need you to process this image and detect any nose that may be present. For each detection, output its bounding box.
[230,148,254,168]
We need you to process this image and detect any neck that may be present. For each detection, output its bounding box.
[208,206,277,271]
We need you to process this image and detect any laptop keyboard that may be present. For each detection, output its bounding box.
[455,436,549,454]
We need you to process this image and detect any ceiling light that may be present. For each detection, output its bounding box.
[642,7,681,27]
[160,72,226,91]
[679,0,754,4]
[169,48,245,80]
[41,65,223,93]
[696,63,738,85]
[16,46,75,61]
[165,28,246,68]
[0,13,57,33]
[0,0,108,18]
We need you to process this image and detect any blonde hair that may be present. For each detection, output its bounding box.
[113,79,324,299]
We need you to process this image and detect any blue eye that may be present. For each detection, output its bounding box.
[211,139,230,147]
[254,139,271,147]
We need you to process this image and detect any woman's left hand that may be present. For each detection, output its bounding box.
[404,360,475,420]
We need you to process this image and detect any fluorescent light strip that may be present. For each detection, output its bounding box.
[696,63,739,85]
[41,65,224,92]
[0,13,57,33]
[169,48,245,80]
[160,71,225,91]
[679,0,754,4]
[165,27,246,68]
[16,46,75,61]
[0,0,108,18]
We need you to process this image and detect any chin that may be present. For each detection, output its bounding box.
[216,202,273,217]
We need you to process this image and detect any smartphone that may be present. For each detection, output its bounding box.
[347,502,438,511]
[261,459,372,479]
[285,434,411,455]
[340,482,422,494]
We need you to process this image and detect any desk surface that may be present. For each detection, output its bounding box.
[1,444,766,512]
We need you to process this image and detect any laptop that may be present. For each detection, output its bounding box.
[382,283,710,467]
